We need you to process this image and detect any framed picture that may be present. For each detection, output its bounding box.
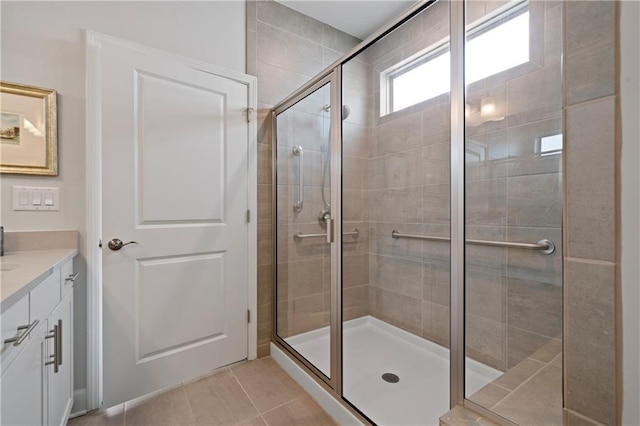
[0,81,57,175]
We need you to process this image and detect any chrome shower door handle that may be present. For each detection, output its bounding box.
[108,239,139,251]
[327,219,335,244]
[293,145,304,212]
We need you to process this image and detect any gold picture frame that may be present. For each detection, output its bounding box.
[0,81,57,175]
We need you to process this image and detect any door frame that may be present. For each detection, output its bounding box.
[271,70,340,390]
[85,31,257,412]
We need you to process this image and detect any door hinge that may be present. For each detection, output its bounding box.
[246,209,251,223]
[247,309,251,323]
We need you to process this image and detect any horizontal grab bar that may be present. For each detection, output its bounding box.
[391,230,555,255]
[294,228,359,242]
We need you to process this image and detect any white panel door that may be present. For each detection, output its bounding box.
[100,38,251,408]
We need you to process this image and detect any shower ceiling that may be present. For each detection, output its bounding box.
[275,0,416,39]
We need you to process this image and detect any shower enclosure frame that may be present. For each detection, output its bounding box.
[270,1,518,424]
[271,69,344,393]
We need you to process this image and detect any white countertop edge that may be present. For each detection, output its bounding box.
[1,249,78,313]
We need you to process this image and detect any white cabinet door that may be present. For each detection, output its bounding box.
[0,324,46,426]
[46,290,73,426]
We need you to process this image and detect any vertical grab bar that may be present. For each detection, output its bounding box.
[293,145,304,212]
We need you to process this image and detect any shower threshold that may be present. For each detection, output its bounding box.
[283,316,500,426]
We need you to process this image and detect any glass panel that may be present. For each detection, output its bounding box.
[341,1,451,423]
[464,1,563,424]
[390,8,529,115]
[275,82,332,379]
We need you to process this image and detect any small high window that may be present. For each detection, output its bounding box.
[538,134,563,156]
[382,1,530,116]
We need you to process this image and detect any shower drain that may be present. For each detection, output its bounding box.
[381,373,400,383]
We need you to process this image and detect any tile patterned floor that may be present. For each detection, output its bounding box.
[68,358,337,426]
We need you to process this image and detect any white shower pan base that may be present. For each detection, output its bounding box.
[282,316,500,426]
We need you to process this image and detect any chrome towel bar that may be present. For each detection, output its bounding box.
[391,230,555,255]
[294,228,359,242]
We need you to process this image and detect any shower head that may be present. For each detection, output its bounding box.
[322,104,351,120]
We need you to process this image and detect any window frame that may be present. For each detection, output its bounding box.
[380,0,531,117]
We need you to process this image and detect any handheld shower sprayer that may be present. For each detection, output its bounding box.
[319,104,351,223]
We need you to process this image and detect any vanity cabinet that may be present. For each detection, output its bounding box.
[47,289,74,426]
[1,257,75,426]
[1,323,47,425]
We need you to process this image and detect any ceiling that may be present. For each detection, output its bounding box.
[275,1,416,40]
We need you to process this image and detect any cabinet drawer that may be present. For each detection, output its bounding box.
[60,259,75,296]
[1,294,30,373]
[30,270,61,324]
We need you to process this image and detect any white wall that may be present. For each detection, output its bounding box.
[0,1,245,411]
[621,1,640,425]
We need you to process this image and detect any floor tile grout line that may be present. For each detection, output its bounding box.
[181,379,199,426]
[205,370,254,425]
[228,363,264,418]
[259,395,306,417]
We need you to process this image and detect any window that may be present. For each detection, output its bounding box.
[538,134,563,156]
[382,2,530,116]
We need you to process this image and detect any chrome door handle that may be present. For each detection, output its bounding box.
[108,239,139,251]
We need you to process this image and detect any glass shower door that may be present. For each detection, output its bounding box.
[463,1,564,424]
[340,1,453,424]
[273,77,335,381]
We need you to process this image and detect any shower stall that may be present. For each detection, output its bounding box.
[271,0,564,424]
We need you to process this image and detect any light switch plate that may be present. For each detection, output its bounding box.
[12,186,60,211]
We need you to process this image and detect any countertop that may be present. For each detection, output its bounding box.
[1,249,78,313]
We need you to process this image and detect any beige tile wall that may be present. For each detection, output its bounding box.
[250,2,620,423]
[358,0,564,374]
[247,0,363,355]
[563,2,619,425]
[363,0,454,348]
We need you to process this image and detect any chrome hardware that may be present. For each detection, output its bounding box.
[245,107,254,123]
[4,320,39,347]
[108,239,139,251]
[292,146,304,212]
[58,319,63,367]
[65,272,79,282]
[318,209,331,228]
[45,320,61,373]
[327,219,335,243]
[293,228,359,242]
[391,230,555,255]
